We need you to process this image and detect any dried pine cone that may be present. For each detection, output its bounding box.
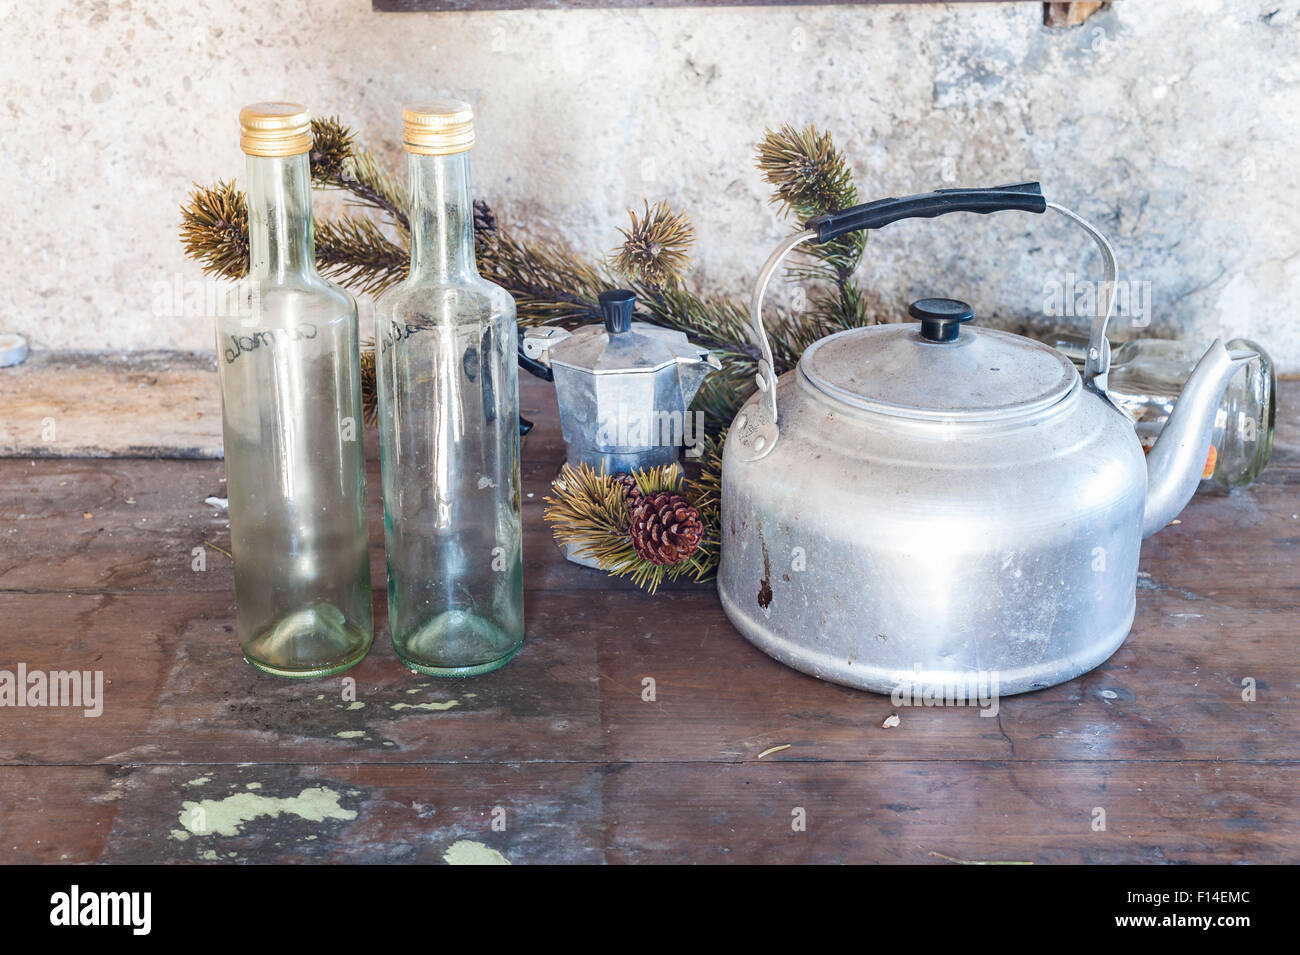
[473,198,497,236]
[473,198,498,257]
[612,472,642,507]
[629,491,704,565]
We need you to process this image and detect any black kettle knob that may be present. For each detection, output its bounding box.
[599,289,635,335]
[909,298,974,343]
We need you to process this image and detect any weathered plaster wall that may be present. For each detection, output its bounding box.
[2,0,1298,366]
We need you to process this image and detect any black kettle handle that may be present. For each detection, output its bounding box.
[734,182,1119,464]
[805,182,1047,243]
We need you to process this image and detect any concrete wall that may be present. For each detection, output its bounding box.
[3,0,1298,367]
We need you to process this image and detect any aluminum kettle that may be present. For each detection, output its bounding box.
[718,183,1256,697]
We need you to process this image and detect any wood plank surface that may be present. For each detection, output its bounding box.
[5,759,1293,865]
[0,359,1297,863]
[0,351,223,459]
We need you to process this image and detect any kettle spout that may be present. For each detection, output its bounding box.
[1141,338,1257,538]
[676,350,723,406]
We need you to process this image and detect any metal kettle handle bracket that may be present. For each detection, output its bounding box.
[744,182,1119,459]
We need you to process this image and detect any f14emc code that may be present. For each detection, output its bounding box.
[1128,891,1250,906]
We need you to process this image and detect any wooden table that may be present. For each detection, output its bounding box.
[1,352,1297,864]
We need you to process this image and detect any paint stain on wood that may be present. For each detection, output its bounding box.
[443,839,510,865]
[391,700,460,712]
[175,786,357,838]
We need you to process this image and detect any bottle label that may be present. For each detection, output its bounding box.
[223,323,318,364]
[381,319,434,348]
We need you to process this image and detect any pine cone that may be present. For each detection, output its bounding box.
[612,472,642,507]
[629,491,704,565]
[473,198,497,237]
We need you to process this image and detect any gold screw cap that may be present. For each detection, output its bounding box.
[402,100,475,156]
[239,102,312,157]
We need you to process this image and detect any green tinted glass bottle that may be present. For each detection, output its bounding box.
[215,103,373,677]
[374,101,524,675]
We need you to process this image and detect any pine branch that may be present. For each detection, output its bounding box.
[179,179,248,281]
[178,114,876,458]
[308,116,355,185]
[478,227,608,327]
[310,116,410,232]
[359,341,378,425]
[757,123,858,223]
[632,282,753,358]
[756,123,866,296]
[316,215,408,297]
[612,200,694,287]
[543,463,718,593]
[335,153,411,233]
[811,282,875,332]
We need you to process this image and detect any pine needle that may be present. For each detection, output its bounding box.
[359,342,377,425]
[755,123,868,294]
[612,200,694,287]
[316,215,408,296]
[543,462,718,593]
[308,116,410,232]
[479,227,607,327]
[333,152,410,233]
[757,123,858,223]
[309,116,355,185]
[177,112,881,491]
[179,180,249,281]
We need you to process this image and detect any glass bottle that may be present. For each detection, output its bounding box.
[216,103,373,676]
[1050,334,1275,488]
[374,102,524,675]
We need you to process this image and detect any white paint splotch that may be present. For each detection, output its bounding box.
[175,786,356,838]
[444,840,511,865]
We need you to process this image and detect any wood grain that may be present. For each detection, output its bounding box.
[6,758,1291,864]
[602,760,1299,864]
[0,351,223,459]
[0,361,1296,863]
[0,763,605,864]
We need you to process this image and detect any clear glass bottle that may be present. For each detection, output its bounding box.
[1050,334,1275,488]
[374,102,524,675]
[216,103,373,676]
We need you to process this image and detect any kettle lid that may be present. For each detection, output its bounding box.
[799,299,1078,421]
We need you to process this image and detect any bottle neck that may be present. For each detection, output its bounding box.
[407,150,476,283]
[245,152,316,282]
